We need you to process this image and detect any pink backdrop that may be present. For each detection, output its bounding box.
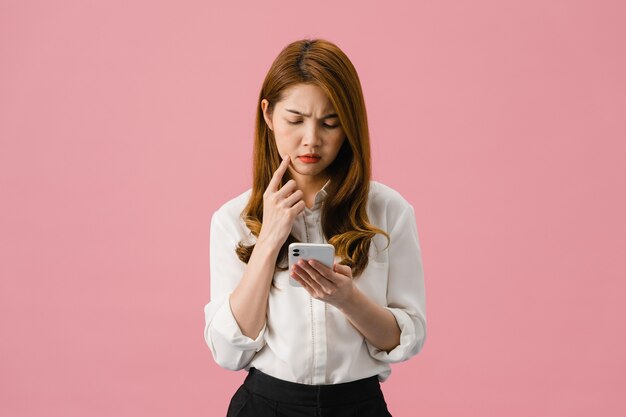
[1,1,625,416]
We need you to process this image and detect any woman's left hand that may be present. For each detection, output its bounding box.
[291,260,357,310]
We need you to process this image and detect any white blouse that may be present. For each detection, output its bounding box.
[203,180,427,385]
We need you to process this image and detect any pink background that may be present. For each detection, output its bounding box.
[1,1,625,416]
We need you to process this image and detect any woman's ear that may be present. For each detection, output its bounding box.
[261,99,274,131]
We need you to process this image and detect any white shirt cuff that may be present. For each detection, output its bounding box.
[210,295,267,352]
[365,307,419,363]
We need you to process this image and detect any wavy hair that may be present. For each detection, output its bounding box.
[235,38,390,288]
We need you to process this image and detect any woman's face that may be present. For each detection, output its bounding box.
[261,83,346,183]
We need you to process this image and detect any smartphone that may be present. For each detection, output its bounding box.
[288,243,335,287]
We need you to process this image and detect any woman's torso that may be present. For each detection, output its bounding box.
[216,180,406,384]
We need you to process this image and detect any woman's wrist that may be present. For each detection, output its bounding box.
[335,285,362,314]
[254,235,282,259]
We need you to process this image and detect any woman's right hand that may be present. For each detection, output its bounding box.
[257,154,306,249]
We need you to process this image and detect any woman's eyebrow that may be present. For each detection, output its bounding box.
[285,109,338,119]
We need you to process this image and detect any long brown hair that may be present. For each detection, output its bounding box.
[235,38,390,286]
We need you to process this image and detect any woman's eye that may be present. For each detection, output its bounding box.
[287,120,339,129]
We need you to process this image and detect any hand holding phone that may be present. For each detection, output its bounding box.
[288,243,335,287]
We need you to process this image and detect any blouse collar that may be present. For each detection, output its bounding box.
[309,178,331,211]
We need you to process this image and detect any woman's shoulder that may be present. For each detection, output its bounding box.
[211,188,253,232]
[214,188,251,215]
[368,180,413,217]
[367,181,415,253]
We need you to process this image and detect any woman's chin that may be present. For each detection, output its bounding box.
[295,165,325,175]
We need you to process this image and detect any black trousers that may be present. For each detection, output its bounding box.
[226,367,393,417]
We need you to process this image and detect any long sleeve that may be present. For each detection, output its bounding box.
[203,209,267,371]
[365,203,427,363]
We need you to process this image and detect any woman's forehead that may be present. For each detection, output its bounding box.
[280,84,333,107]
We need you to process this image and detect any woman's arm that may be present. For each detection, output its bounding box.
[206,156,305,370]
[363,203,427,362]
[292,203,427,361]
[228,237,280,340]
[291,259,402,352]
[204,210,278,371]
[230,155,304,339]
[204,209,265,370]
[338,288,402,353]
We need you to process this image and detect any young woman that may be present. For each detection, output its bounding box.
[203,38,427,417]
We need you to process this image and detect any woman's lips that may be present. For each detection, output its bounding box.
[299,155,321,163]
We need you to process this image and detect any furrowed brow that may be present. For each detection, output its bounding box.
[285,109,338,119]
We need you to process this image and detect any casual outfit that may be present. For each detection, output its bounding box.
[204,180,427,416]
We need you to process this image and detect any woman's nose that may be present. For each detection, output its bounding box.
[302,124,323,147]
